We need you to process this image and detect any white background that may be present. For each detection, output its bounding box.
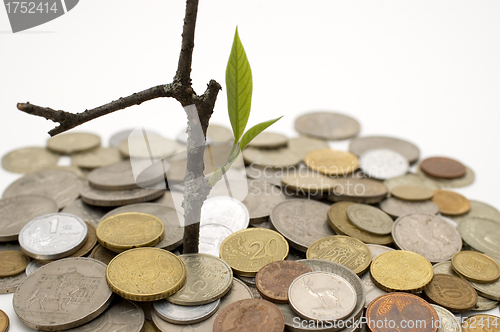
[1,1,500,330]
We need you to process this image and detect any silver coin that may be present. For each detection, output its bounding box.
[237,275,256,286]
[245,164,292,187]
[25,260,46,276]
[433,261,458,276]
[379,197,439,219]
[472,295,499,311]
[71,147,122,170]
[416,165,475,189]
[80,184,165,207]
[366,244,394,260]
[47,132,101,155]
[153,299,220,325]
[0,195,58,242]
[289,271,357,321]
[2,146,59,174]
[247,132,288,149]
[448,200,500,225]
[349,136,420,164]
[151,278,253,332]
[327,177,388,204]
[13,257,113,331]
[101,203,183,250]
[457,217,500,258]
[346,204,393,235]
[250,220,274,229]
[119,135,177,159]
[200,196,249,232]
[270,199,335,252]
[242,179,285,224]
[243,146,302,168]
[295,111,360,141]
[359,148,409,180]
[288,136,330,161]
[383,172,440,192]
[65,297,144,332]
[153,190,185,214]
[19,213,88,260]
[0,271,26,294]
[199,223,233,257]
[109,128,160,148]
[62,199,110,228]
[2,169,83,209]
[392,213,462,263]
[431,304,462,332]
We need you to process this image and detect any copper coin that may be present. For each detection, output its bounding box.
[462,314,500,332]
[432,190,471,215]
[366,292,439,332]
[423,274,478,312]
[421,157,466,179]
[213,298,285,332]
[255,261,312,303]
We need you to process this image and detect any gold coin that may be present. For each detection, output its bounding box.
[327,202,393,245]
[306,235,372,275]
[390,185,434,201]
[432,189,471,215]
[452,251,500,284]
[0,250,30,277]
[47,132,101,155]
[0,309,8,332]
[462,314,500,332]
[97,212,164,253]
[106,247,186,301]
[280,170,338,193]
[370,250,433,293]
[304,149,359,176]
[219,228,289,277]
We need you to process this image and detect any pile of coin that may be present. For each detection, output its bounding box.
[1,110,500,331]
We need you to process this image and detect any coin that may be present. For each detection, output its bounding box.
[207,124,234,142]
[153,190,185,212]
[13,257,113,331]
[424,274,478,312]
[213,298,285,332]
[366,293,439,332]
[220,228,289,277]
[289,271,357,322]
[379,197,439,218]
[304,149,358,176]
[0,195,58,241]
[71,147,122,169]
[288,136,330,160]
[245,164,289,187]
[67,298,145,331]
[432,190,470,215]
[247,132,288,149]
[307,235,371,275]
[431,305,462,332]
[80,184,165,207]
[89,244,117,265]
[295,111,360,141]
[153,298,220,325]
[109,128,160,148]
[2,169,83,209]
[359,148,409,180]
[97,212,164,253]
[237,275,255,286]
[0,250,30,277]
[270,199,335,252]
[119,135,177,159]
[106,247,186,301]
[0,271,26,294]
[255,260,311,303]
[143,321,160,332]
[462,315,500,332]
[349,136,420,164]
[243,146,302,167]
[327,202,393,245]
[25,259,45,276]
[281,169,339,195]
[448,200,500,225]
[392,213,462,262]
[62,199,110,228]
[167,254,233,305]
[242,180,285,224]
[346,203,393,235]
[19,212,88,260]
[198,223,233,257]
[2,146,59,174]
[370,250,433,292]
[421,157,467,179]
[390,185,434,201]
[151,278,253,332]
[0,309,8,332]
[361,244,393,308]
[328,177,388,204]
[417,166,475,188]
[47,132,101,154]
[458,217,500,257]
[65,221,97,258]
[384,173,440,192]
[452,251,500,283]
[472,295,499,311]
[201,196,249,232]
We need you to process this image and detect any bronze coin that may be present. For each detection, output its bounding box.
[0,309,8,332]
[366,292,439,332]
[213,298,285,332]
[255,261,312,303]
[423,274,478,312]
[0,250,30,277]
[462,314,500,332]
[421,157,466,179]
[432,189,471,215]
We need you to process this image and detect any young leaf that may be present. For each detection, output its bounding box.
[239,116,283,151]
[226,27,253,143]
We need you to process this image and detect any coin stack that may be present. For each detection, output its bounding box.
[1,110,500,332]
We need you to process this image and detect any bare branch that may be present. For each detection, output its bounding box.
[18,85,172,136]
[175,0,199,87]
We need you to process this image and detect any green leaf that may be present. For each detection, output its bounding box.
[226,27,253,143]
[239,116,283,151]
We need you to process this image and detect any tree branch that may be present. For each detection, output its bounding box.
[175,0,199,87]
